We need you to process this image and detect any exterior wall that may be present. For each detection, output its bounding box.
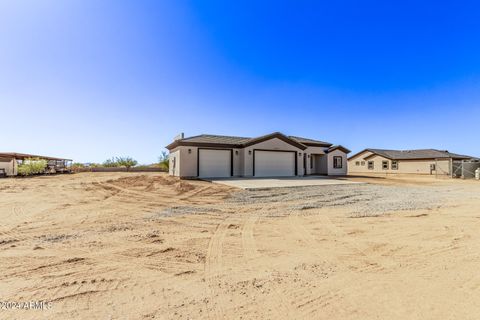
[168,149,181,176]
[170,146,244,178]
[0,158,16,176]
[327,149,348,176]
[348,151,374,174]
[242,138,304,177]
[348,153,452,175]
[304,146,328,175]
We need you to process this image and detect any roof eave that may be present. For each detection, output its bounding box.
[243,132,307,150]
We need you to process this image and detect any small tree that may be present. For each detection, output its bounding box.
[17,158,48,176]
[103,157,118,167]
[158,151,169,170]
[115,156,138,171]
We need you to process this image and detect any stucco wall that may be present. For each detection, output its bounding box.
[171,146,244,178]
[0,158,16,176]
[242,138,304,176]
[348,153,452,175]
[168,149,180,176]
[327,149,348,176]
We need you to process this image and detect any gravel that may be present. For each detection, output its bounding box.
[228,184,452,217]
[151,184,480,219]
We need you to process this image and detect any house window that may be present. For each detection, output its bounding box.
[392,161,398,170]
[333,156,343,169]
[355,161,360,166]
[382,161,389,170]
[368,161,374,170]
[361,161,365,166]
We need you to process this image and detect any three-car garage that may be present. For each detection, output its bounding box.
[167,132,350,178]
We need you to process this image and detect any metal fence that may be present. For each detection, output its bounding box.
[452,160,480,179]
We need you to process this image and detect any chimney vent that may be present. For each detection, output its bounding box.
[174,133,184,141]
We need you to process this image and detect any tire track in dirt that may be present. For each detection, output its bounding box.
[204,216,233,320]
[287,212,406,319]
[241,214,294,320]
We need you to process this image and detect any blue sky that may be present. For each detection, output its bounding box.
[1,1,479,163]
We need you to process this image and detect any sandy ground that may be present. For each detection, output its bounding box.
[1,172,480,320]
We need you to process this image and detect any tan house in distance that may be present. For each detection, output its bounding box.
[348,149,476,176]
[0,152,72,177]
[166,132,350,178]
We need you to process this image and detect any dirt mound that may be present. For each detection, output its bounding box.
[104,175,197,195]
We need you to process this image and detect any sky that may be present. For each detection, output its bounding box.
[1,0,479,164]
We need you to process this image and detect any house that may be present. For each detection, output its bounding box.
[166,132,350,178]
[348,149,476,176]
[0,152,72,176]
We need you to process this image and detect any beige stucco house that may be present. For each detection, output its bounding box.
[348,149,476,176]
[0,152,72,177]
[166,132,350,178]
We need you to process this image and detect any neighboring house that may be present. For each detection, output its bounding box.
[0,152,72,176]
[348,149,476,176]
[166,132,350,178]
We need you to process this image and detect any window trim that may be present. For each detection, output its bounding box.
[368,161,374,170]
[355,161,360,166]
[391,160,398,170]
[382,160,389,170]
[333,156,343,169]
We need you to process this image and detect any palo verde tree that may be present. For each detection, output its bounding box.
[115,156,138,171]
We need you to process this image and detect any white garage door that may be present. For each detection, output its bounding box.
[198,149,231,178]
[254,151,296,177]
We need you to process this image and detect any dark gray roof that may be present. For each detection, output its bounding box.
[181,134,251,145]
[327,145,351,154]
[288,136,332,147]
[353,148,475,160]
[166,132,333,150]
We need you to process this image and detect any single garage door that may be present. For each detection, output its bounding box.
[198,149,232,178]
[254,150,296,177]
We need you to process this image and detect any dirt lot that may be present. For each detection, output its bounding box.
[1,172,480,319]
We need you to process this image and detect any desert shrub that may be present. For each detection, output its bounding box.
[158,151,169,170]
[115,157,138,170]
[103,156,138,170]
[103,157,118,167]
[17,158,47,176]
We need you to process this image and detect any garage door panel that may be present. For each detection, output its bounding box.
[254,151,295,177]
[199,149,231,178]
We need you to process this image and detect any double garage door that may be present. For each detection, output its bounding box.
[198,149,296,178]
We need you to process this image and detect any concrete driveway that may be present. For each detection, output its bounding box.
[207,176,364,190]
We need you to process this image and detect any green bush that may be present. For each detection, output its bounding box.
[158,151,169,170]
[103,157,118,167]
[17,158,47,176]
[102,156,138,170]
[115,156,138,170]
